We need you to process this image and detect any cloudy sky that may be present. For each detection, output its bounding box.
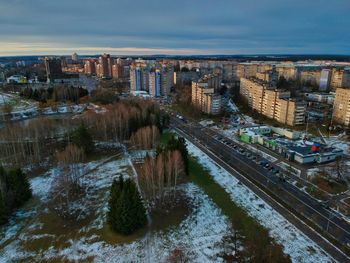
[0,0,349,56]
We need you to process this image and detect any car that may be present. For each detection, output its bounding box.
[264,163,270,168]
[233,145,237,149]
[259,161,267,166]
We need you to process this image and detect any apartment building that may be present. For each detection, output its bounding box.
[191,75,221,115]
[240,78,305,126]
[130,62,150,92]
[275,99,306,126]
[333,88,350,126]
[130,62,174,96]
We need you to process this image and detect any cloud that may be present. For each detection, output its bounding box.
[0,0,349,55]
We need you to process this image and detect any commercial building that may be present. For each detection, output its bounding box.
[333,88,350,126]
[191,74,221,115]
[239,125,342,164]
[240,77,306,126]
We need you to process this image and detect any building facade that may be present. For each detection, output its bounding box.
[240,77,306,126]
[191,74,221,115]
[333,88,350,126]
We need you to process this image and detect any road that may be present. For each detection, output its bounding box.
[171,117,350,262]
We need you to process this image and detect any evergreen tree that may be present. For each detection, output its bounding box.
[107,177,124,229]
[70,125,94,154]
[7,168,32,207]
[107,178,147,235]
[0,193,6,223]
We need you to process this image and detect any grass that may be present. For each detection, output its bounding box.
[188,156,275,245]
[311,176,348,195]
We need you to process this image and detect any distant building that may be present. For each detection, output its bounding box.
[333,88,350,126]
[130,62,150,92]
[6,75,27,84]
[72,52,79,62]
[98,53,112,78]
[149,69,161,97]
[112,64,123,79]
[44,57,64,83]
[84,59,97,75]
[319,69,331,91]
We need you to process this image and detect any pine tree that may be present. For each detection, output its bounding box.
[0,193,6,223]
[107,178,147,235]
[107,177,123,230]
[70,125,94,154]
[13,168,32,206]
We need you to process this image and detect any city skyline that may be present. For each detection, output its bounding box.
[0,0,349,56]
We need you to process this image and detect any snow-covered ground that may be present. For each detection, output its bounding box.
[186,140,336,263]
[0,94,11,105]
[0,156,234,262]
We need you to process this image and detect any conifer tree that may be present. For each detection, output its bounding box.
[70,125,94,154]
[0,193,6,223]
[107,178,147,235]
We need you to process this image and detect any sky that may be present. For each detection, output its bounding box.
[0,0,349,56]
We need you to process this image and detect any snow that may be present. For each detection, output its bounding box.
[0,94,11,105]
[0,182,234,262]
[228,99,239,113]
[42,184,232,263]
[185,140,335,263]
[1,154,235,262]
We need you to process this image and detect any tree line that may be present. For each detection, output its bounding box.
[0,167,32,224]
[20,86,88,103]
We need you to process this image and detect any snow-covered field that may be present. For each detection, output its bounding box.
[186,140,336,263]
[0,156,234,262]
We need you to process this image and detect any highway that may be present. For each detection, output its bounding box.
[171,117,350,262]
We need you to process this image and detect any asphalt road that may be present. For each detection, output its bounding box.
[172,118,350,263]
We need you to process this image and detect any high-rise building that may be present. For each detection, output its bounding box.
[112,64,123,79]
[44,57,64,83]
[130,62,150,92]
[84,59,96,75]
[159,64,174,96]
[130,62,174,96]
[240,77,306,126]
[149,69,161,97]
[98,53,112,78]
[333,88,350,126]
[72,52,79,62]
[319,69,331,91]
[191,75,222,115]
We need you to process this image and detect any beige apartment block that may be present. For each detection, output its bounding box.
[240,77,305,126]
[333,88,350,126]
[191,75,221,115]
